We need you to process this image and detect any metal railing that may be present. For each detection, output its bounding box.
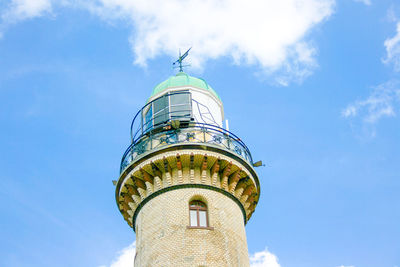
[120,122,253,173]
[120,91,253,173]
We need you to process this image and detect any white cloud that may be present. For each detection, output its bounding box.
[1,0,52,23]
[0,0,53,38]
[342,80,400,124]
[337,265,355,267]
[103,243,279,267]
[353,0,371,5]
[250,247,281,267]
[87,0,335,85]
[100,242,136,267]
[0,0,335,85]
[383,21,400,71]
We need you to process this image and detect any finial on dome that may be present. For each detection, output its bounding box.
[173,47,191,72]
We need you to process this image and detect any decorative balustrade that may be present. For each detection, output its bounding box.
[120,123,253,173]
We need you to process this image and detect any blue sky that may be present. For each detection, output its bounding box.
[0,0,399,266]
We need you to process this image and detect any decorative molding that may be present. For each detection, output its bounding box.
[115,146,260,229]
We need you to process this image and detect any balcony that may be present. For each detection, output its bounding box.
[120,92,253,174]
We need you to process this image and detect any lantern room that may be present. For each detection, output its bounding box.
[140,72,224,135]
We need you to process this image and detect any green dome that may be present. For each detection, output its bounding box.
[150,72,220,100]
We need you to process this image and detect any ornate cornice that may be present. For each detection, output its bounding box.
[115,147,260,230]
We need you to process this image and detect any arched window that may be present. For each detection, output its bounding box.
[189,200,209,228]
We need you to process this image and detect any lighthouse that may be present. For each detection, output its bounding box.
[115,59,260,266]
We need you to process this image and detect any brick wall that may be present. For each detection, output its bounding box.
[134,187,250,267]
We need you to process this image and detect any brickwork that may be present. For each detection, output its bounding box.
[134,187,250,267]
[116,148,260,267]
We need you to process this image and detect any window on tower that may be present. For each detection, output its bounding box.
[188,200,209,228]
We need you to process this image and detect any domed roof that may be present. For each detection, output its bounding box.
[150,72,220,100]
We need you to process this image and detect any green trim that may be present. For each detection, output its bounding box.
[150,72,220,100]
[131,184,247,232]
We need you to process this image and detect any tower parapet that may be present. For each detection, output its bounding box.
[115,72,260,266]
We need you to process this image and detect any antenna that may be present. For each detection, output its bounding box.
[173,47,191,72]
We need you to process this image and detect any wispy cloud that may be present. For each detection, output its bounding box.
[0,0,54,39]
[352,0,371,5]
[383,21,400,71]
[102,243,280,267]
[0,0,52,36]
[342,80,400,124]
[343,14,400,137]
[0,0,335,85]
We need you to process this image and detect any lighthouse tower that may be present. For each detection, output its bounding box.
[115,68,260,266]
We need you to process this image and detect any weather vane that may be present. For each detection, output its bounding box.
[173,47,191,72]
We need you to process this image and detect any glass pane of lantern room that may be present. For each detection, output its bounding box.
[144,105,153,132]
[153,95,169,126]
[190,210,198,226]
[199,211,207,227]
[170,91,191,121]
